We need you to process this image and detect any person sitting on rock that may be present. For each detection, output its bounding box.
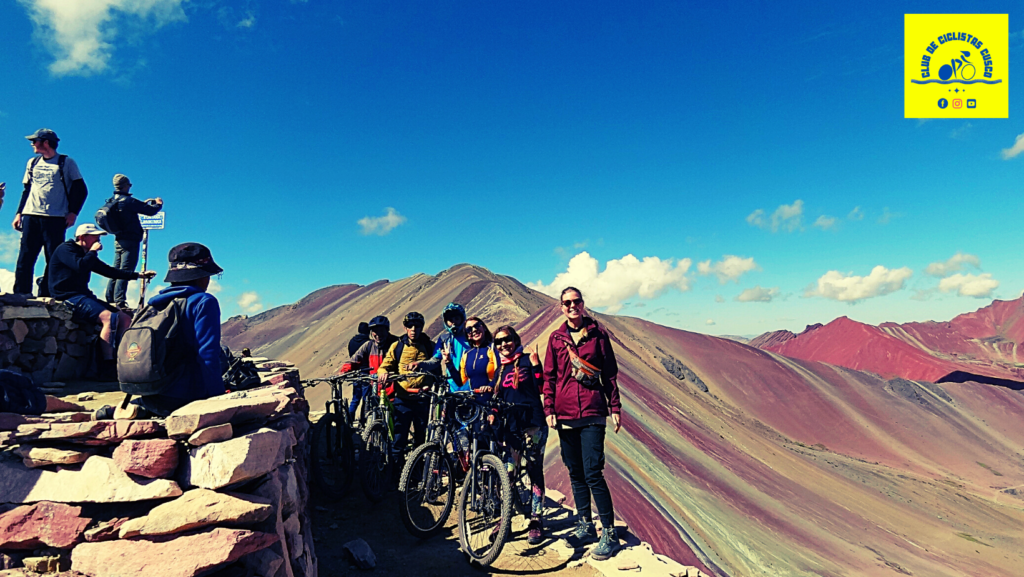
[376,311,436,449]
[48,223,155,381]
[338,315,397,424]
[134,242,225,416]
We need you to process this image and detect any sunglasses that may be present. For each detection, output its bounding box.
[562,298,583,308]
[403,322,424,329]
[494,336,516,347]
[465,323,483,334]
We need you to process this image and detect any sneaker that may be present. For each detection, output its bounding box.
[573,518,597,542]
[590,529,620,561]
[527,518,543,545]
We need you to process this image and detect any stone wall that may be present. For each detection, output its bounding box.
[0,362,316,577]
[0,295,101,387]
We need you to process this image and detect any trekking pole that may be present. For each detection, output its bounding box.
[135,229,149,316]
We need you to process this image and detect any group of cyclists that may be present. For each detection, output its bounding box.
[336,287,624,561]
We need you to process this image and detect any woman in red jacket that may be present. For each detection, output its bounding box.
[542,287,621,560]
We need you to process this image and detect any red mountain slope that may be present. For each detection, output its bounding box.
[226,268,1024,576]
[756,297,1024,382]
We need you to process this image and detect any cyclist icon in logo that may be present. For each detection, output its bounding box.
[938,51,976,81]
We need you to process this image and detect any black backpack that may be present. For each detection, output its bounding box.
[95,195,126,235]
[0,370,46,415]
[117,297,192,395]
[221,347,262,391]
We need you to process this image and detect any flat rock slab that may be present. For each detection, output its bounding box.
[343,538,376,569]
[0,456,182,504]
[186,423,232,447]
[13,445,95,468]
[166,389,297,438]
[183,428,294,490]
[1,420,164,447]
[112,439,179,479]
[119,489,272,538]
[0,502,91,549]
[2,307,49,320]
[71,528,278,577]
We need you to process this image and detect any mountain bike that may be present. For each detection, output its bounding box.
[360,371,438,503]
[398,388,480,539]
[457,395,519,567]
[304,373,366,501]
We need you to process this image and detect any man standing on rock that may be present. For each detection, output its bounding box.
[13,129,88,296]
[102,174,163,309]
[49,224,155,381]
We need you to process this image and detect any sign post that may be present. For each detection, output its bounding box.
[136,212,165,314]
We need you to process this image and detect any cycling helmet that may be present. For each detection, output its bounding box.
[368,315,390,329]
[403,311,425,327]
[442,302,466,328]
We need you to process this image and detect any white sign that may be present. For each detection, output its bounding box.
[140,212,165,230]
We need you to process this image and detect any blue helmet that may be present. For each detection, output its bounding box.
[442,302,466,332]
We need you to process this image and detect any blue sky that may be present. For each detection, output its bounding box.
[0,1,1021,336]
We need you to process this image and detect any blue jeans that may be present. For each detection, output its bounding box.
[105,238,140,305]
[348,380,372,422]
[557,424,615,529]
[392,396,428,450]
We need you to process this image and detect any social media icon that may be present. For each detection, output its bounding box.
[967,99,977,108]
[952,99,963,109]
[938,98,948,108]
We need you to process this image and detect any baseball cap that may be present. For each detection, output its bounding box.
[75,223,108,238]
[25,128,59,143]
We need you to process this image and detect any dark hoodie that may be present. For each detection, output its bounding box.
[49,240,139,301]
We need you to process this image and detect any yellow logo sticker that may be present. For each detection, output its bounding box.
[904,14,1008,118]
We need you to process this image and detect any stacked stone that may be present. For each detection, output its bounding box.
[0,363,316,577]
[0,295,101,388]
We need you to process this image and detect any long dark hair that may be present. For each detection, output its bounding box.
[465,316,493,347]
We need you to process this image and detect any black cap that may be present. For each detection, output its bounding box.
[164,242,224,283]
[25,128,59,143]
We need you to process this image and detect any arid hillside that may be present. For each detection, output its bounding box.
[751,297,1024,384]
[224,266,1024,577]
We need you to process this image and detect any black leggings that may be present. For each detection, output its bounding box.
[557,424,614,529]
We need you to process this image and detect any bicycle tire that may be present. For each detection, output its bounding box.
[360,421,392,503]
[398,442,455,539]
[510,451,533,517]
[309,413,355,501]
[457,453,513,567]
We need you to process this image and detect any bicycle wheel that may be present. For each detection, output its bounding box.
[510,451,533,517]
[309,413,355,501]
[360,421,392,503]
[398,442,455,539]
[457,453,513,567]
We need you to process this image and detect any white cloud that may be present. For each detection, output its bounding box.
[804,265,913,302]
[207,278,223,294]
[0,268,15,293]
[938,273,999,298]
[925,252,981,277]
[877,207,898,225]
[238,291,263,314]
[714,294,725,303]
[0,232,20,263]
[747,200,803,232]
[237,12,255,28]
[736,286,780,302]
[697,255,758,284]
[527,251,692,314]
[358,207,406,236]
[813,215,837,230]
[1001,133,1024,160]
[847,206,864,221]
[19,0,186,76]
[705,319,716,326]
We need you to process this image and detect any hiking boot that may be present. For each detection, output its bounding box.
[92,405,114,421]
[573,519,597,542]
[527,518,544,545]
[590,528,620,561]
